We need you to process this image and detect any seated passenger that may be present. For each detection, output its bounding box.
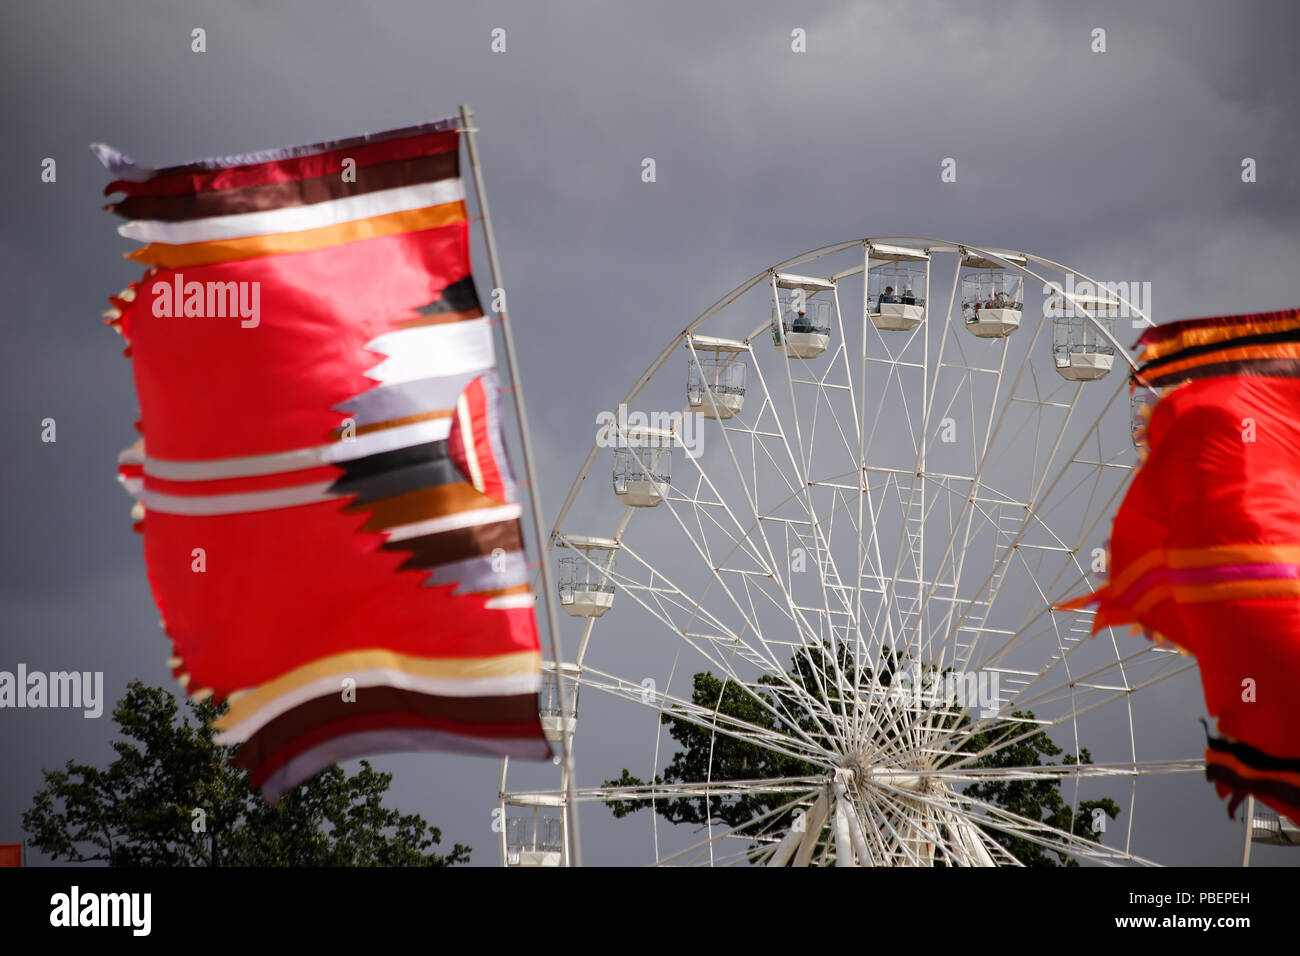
[901,286,916,306]
[791,309,813,333]
[877,286,896,309]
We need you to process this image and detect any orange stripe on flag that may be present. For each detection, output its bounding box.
[1145,342,1300,380]
[127,201,468,267]
[1168,544,1300,569]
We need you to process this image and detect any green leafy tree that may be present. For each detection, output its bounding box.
[606,645,1117,866]
[23,680,469,866]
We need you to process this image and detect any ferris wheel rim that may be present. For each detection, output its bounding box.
[504,237,1189,867]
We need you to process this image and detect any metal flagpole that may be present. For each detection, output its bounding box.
[1242,795,1254,867]
[458,104,583,866]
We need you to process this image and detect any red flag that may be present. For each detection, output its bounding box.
[96,120,551,798]
[1061,308,1300,825]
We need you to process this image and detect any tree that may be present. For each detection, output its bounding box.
[23,680,469,866]
[605,645,1118,866]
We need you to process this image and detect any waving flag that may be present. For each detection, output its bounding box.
[1061,308,1300,826]
[97,119,551,799]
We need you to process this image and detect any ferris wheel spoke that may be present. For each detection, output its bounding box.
[939,786,1160,866]
[911,490,1012,672]
[564,777,827,803]
[889,360,1014,668]
[614,466,805,687]
[574,664,840,766]
[867,759,1205,787]
[978,586,1184,703]
[928,393,1132,676]
[910,655,1198,771]
[594,549,847,747]
[763,292,874,701]
[656,787,825,867]
[585,547,753,672]
[692,347,867,710]
[851,789,896,864]
[1004,647,1196,725]
[794,272,902,690]
[865,772,1150,866]
[858,785,939,866]
[723,408,862,640]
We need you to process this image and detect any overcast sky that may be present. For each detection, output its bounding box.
[2,0,1298,867]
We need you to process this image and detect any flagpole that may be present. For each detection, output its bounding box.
[459,104,583,867]
[1242,795,1254,867]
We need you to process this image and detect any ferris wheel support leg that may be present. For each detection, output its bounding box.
[953,814,997,867]
[767,827,801,867]
[792,790,831,867]
[766,797,814,868]
[497,757,509,867]
[832,773,856,867]
[838,774,876,866]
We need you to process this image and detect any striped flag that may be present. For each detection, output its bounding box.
[96,119,551,799]
[1061,308,1300,826]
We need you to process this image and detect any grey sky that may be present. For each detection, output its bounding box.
[1,0,1298,866]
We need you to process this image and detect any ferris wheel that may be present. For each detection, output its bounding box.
[498,238,1202,867]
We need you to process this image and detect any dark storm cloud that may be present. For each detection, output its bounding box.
[1,0,1297,865]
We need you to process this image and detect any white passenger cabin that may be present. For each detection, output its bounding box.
[1131,389,1154,449]
[867,244,929,331]
[539,661,579,743]
[772,273,833,359]
[556,535,619,618]
[1250,808,1300,847]
[686,335,748,419]
[608,419,673,507]
[1047,291,1118,381]
[612,446,671,506]
[504,811,563,867]
[962,251,1027,338]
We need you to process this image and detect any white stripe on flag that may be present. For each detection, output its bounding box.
[143,417,455,481]
[486,593,538,610]
[382,504,523,542]
[117,179,467,243]
[142,482,338,515]
[364,317,496,386]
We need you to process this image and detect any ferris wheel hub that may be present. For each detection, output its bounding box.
[840,755,935,795]
[862,768,936,794]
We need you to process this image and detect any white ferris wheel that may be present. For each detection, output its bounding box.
[498,238,1202,867]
